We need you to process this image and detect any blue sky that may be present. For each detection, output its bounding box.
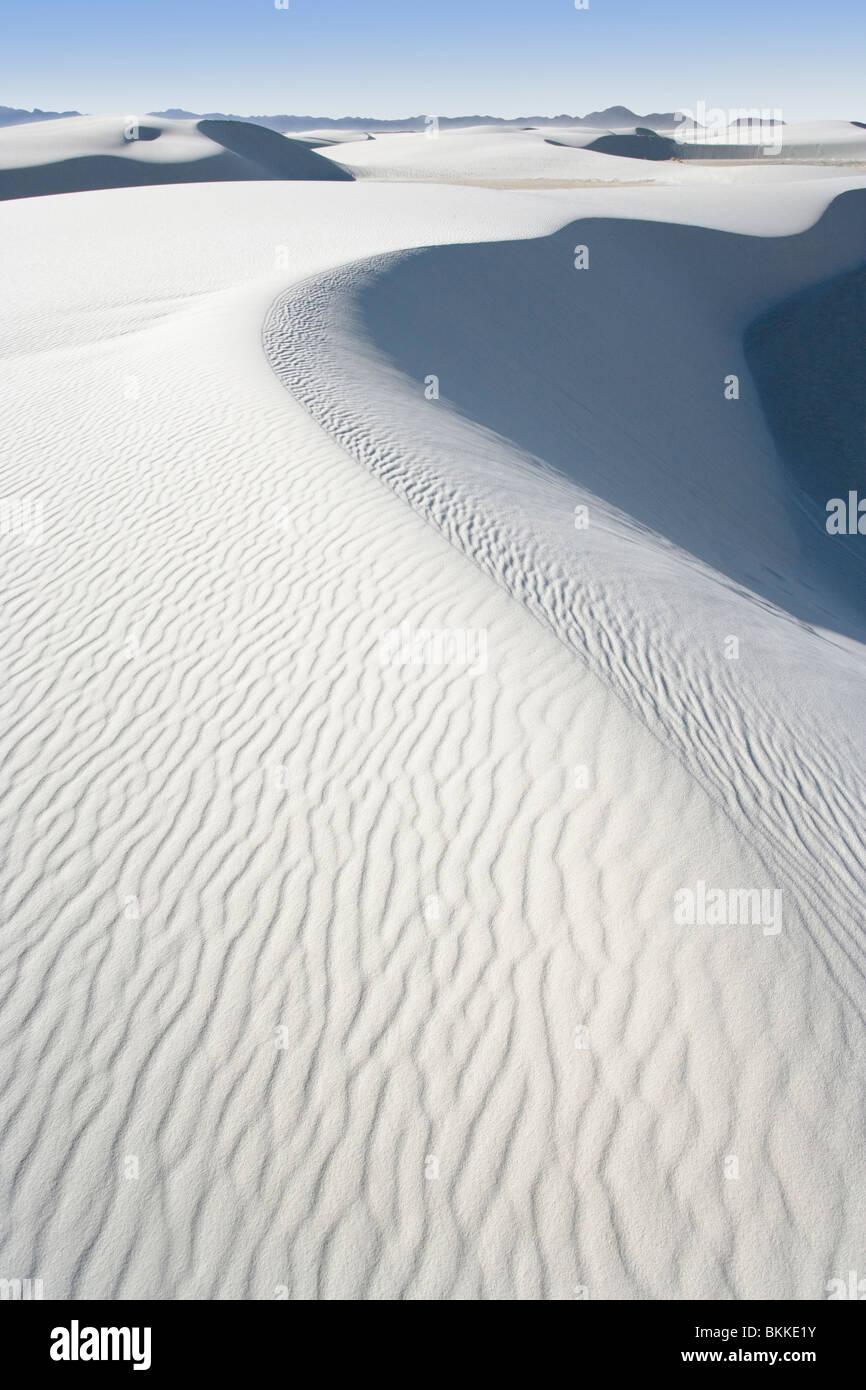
[2,0,863,123]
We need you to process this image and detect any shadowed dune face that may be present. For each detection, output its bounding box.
[0,115,353,200]
[746,266,866,507]
[197,119,354,180]
[554,129,770,162]
[0,154,217,199]
[584,130,680,161]
[578,121,866,162]
[341,191,866,638]
[746,266,866,600]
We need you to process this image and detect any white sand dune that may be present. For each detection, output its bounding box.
[291,129,377,148]
[548,119,866,164]
[331,126,668,184]
[1,147,865,1299]
[778,119,866,157]
[716,119,866,160]
[334,122,866,182]
[263,183,866,1297]
[0,114,352,200]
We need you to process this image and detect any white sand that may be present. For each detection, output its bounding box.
[332,126,666,183]
[291,129,377,147]
[0,113,352,199]
[333,121,866,182]
[1,122,865,1299]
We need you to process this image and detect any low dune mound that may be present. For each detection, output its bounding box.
[573,119,866,164]
[332,126,665,183]
[773,119,866,159]
[584,129,679,160]
[0,113,352,200]
[291,129,376,148]
[196,118,353,178]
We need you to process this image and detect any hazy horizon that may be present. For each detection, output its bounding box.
[3,0,865,126]
[4,101,865,128]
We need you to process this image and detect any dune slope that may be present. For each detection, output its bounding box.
[264,196,866,975]
[0,171,865,1298]
[0,114,352,200]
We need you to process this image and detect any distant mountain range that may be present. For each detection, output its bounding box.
[0,105,82,127]
[0,104,689,133]
[147,106,688,132]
